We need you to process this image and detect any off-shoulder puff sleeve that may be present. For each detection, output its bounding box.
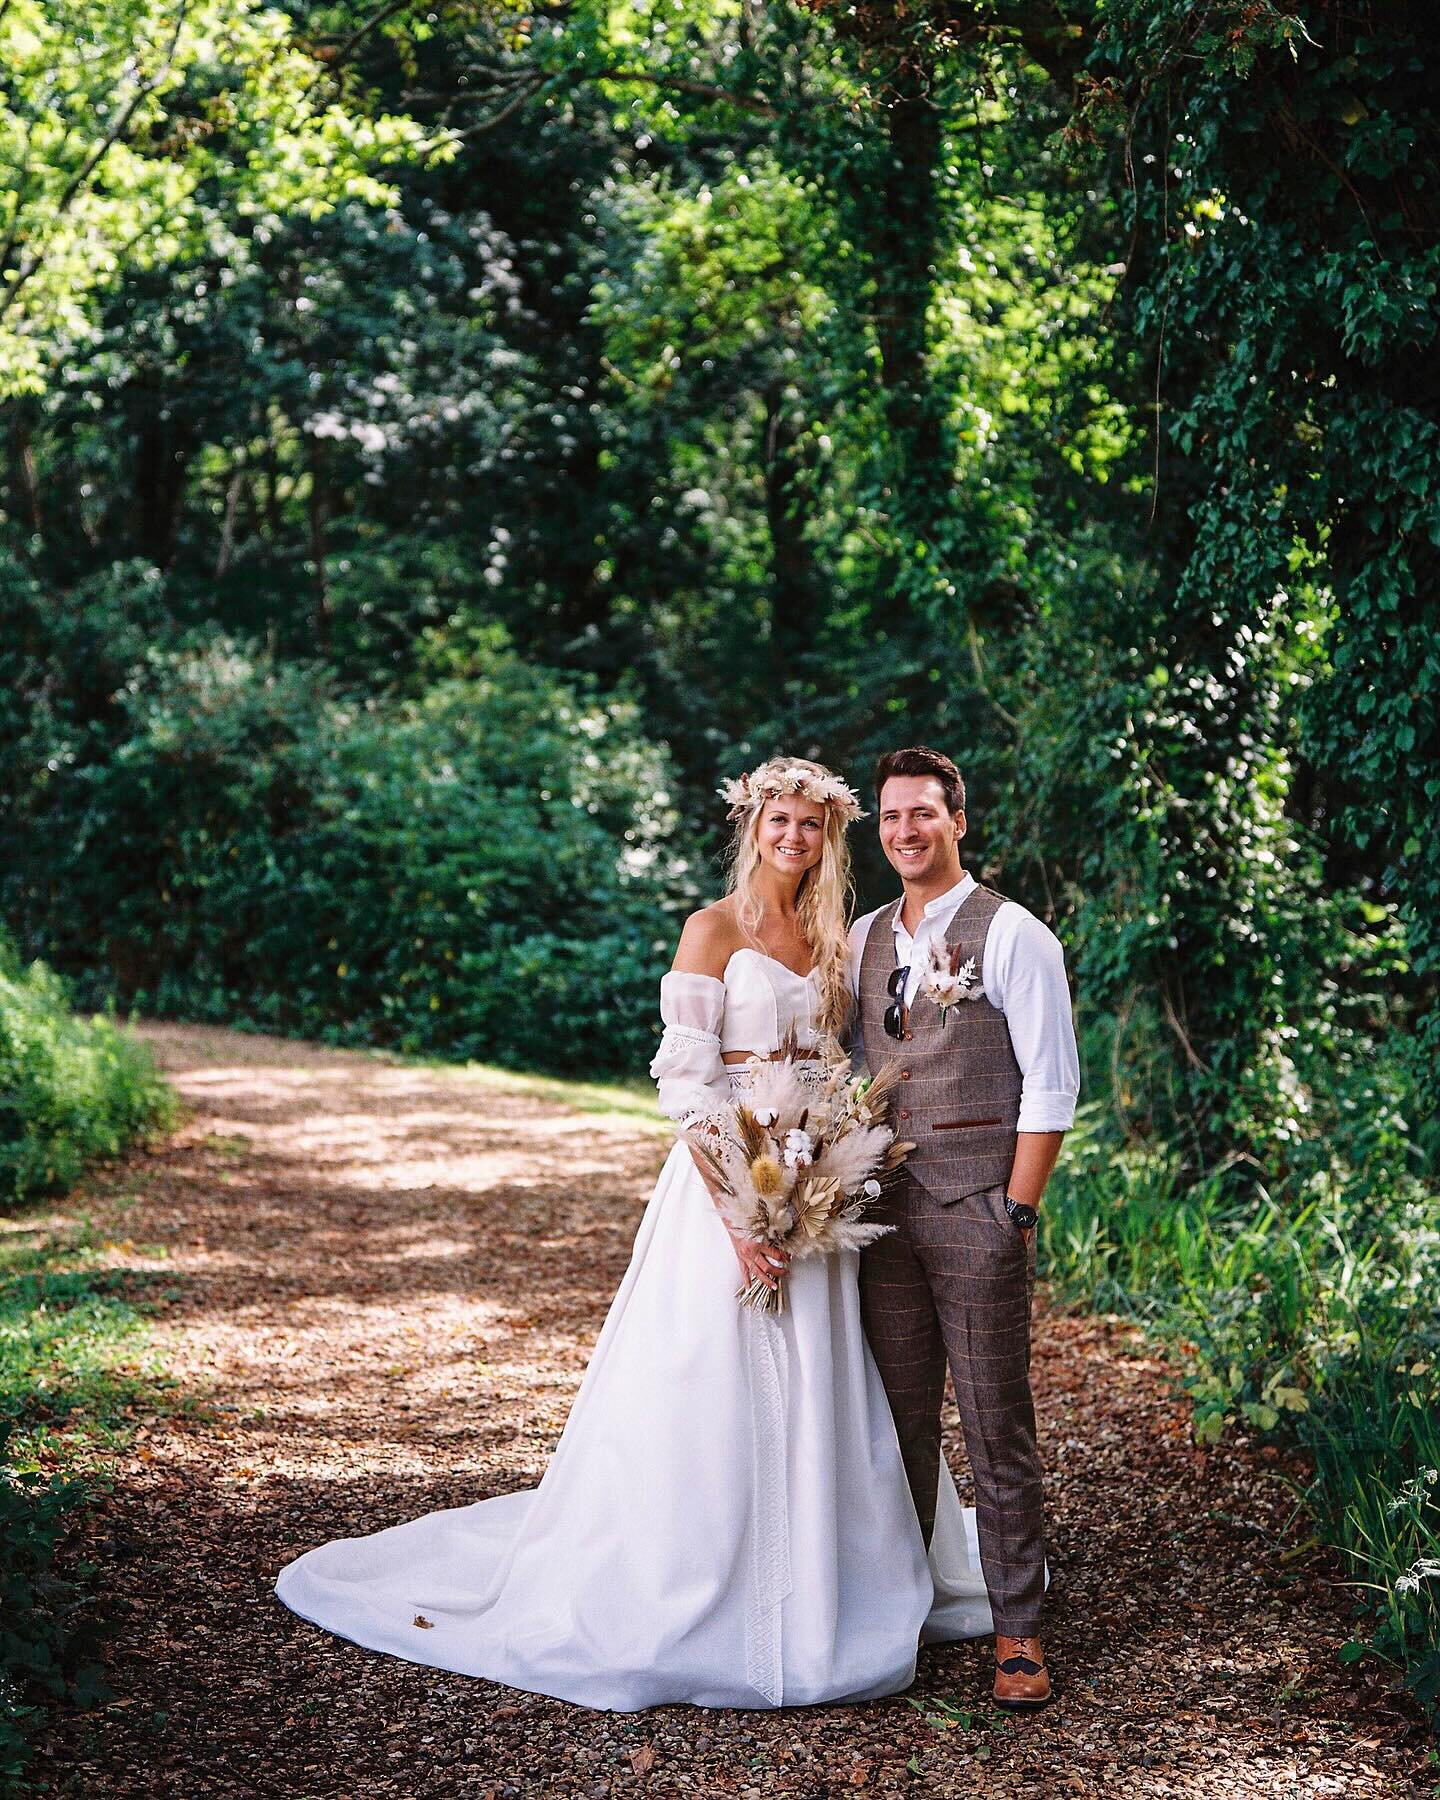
[649,972,731,1127]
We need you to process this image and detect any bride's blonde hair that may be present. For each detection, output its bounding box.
[722,756,857,1037]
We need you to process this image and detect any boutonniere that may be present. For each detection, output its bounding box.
[919,939,985,1024]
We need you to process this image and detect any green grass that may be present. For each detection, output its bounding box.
[0,938,176,1209]
[0,1202,173,1795]
[1040,1103,1440,1719]
[0,931,179,1793]
[0,1217,171,1469]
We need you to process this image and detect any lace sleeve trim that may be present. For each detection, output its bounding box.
[677,1102,730,1142]
[656,1024,721,1050]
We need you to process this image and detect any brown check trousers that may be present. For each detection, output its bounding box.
[856,886,1047,1635]
[858,1173,1043,1634]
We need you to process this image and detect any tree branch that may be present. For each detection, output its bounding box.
[1160,982,1208,1072]
[0,1,191,323]
[592,68,780,119]
[447,79,547,139]
[308,0,418,92]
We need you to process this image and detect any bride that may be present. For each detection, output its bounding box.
[275,756,992,1710]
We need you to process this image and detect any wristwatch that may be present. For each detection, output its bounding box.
[1004,1195,1039,1231]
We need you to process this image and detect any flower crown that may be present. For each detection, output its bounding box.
[718,761,867,825]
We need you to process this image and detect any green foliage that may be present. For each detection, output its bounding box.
[0,1422,98,1794]
[0,568,696,1071]
[0,934,174,1210]
[1043,1107,1440,1711]
[1075,0,1440,1136]
[0,1206,166,1790]
[0,0,442,395]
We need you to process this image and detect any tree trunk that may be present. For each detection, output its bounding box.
[307,440,331,653]
[871,64,946,501]
[134,398,192,567]
[763,389,816,663]
[7,405,42,535]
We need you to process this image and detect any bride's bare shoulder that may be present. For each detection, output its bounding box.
[672,900,743,979]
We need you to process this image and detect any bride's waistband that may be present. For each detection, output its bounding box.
[721,1049,823,1065]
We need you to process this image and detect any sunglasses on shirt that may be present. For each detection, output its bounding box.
[883,964,911,1040]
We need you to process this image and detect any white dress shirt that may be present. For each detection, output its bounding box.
[847,873,1080,1134]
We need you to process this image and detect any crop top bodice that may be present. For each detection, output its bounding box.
[648,949,823,1126]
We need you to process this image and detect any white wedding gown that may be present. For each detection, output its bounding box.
[274,950,992,1710]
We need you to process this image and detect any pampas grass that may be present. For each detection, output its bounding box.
[679,1035,912,1313]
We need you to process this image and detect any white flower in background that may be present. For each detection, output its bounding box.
[753,1107,777,1127]
[1396,1558,1440,1595]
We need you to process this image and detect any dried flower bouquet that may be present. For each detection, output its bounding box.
[681,1033,913,1313]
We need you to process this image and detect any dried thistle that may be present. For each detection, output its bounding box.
[749,1153,785,1197]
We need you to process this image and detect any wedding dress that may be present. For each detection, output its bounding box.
[274,949,992,1710]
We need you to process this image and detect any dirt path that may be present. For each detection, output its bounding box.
[34,1024,1427,1798]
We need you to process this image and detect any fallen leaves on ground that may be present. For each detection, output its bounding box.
[31,1023,1432,1799]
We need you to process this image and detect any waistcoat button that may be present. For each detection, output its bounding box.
[899,1108,911,1120]
[903,1030,913,1041]
[900,1069,911,1080]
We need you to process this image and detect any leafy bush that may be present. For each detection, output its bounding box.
[0,936,173,1210]
[0,937,165,1789]
[0,1243,171,1794]
[1,582,699,1073]
[1042,1110,1440,1715]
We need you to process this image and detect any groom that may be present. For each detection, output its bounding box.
[849,745,1079,1711]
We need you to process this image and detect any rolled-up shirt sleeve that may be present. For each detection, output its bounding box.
[984,906,1080,1133]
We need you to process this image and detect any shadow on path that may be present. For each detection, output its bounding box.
[34,1022,1426,1798]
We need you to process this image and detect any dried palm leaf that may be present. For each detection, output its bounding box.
[681,1132,737,1197]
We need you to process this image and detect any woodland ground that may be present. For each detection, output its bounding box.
[24,1024,1433,1798]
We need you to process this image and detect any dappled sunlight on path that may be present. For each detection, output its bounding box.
[35,1023,1425,1798]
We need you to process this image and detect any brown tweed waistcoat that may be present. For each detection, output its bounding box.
[858,884,1022,1204]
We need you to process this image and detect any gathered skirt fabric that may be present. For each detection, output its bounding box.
[275,1140,992,1711]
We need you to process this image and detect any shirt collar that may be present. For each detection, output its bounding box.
[891,872,976,935]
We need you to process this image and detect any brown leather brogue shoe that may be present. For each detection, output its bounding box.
[992,1634,1052,1711]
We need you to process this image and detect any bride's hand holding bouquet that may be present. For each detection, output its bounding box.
[681,1032,913,1313]
[689,1153,792,1295]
